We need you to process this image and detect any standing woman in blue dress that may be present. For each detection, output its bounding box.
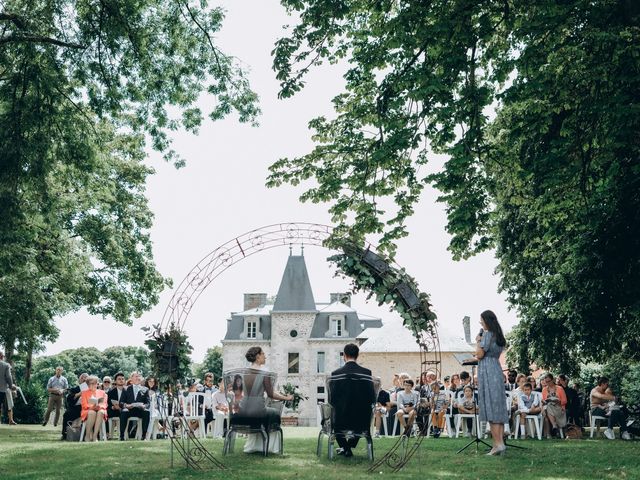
[475,310,509,455]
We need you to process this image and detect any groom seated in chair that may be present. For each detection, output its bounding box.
[119,371,150,440]
[329,343,376,458]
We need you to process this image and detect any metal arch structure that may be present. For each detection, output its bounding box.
[160,222,333,332]
[158,222,442,472]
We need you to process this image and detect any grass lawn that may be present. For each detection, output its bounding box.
[0,424,638,479]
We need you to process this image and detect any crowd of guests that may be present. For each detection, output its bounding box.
[43,367,229,442]
[372,368,637,441]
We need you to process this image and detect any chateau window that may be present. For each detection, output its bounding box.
[330,316,343,337]
[240,317,262,340]
[247,321,257,339]
[339,352,345,367]
[316,352,325,373]
[288,353,300,374]
[325,314,348,338]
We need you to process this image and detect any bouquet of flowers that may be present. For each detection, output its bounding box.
[280,383,308,412]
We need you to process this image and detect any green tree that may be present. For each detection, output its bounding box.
[0,0,260,359]
[268,0,640,373]
[195,346,223,382]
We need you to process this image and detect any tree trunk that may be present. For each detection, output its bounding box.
[24,342,34,382]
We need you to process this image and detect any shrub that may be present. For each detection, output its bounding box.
[11,383,47,424]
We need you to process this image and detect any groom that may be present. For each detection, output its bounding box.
[330,343,376,457]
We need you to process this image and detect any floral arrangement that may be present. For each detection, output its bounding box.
[280,383,308,412]
[142,322,193,388]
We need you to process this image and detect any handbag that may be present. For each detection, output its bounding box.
[66,417,83,442]
[565,423,583,440]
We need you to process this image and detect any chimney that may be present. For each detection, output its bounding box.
[244,293,267,311]
[330,292,351,307]
[463,316,471,344]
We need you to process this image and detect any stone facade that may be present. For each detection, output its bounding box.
[221,255,382,427]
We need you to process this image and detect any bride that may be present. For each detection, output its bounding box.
[240,346,293,454]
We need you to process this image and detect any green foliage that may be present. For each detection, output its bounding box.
[143,323,193,388]
[327,241,437,338]
[27,346,151,387]
[268,0,640,372]
[0,0,259,358]
[621,364,640,413]
[194,346,223,382]
[11,383,47,424]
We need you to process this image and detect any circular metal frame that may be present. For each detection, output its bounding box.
[160,222,441,471]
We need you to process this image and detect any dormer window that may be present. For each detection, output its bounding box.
[247,321,257,339]
[240,316,263,340]
[325,314,348,338]
[331,317,342,336]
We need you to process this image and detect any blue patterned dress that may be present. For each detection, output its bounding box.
[477,331,509,423]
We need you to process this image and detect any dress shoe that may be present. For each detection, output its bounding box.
[344,448,353,458]
[336,447,346,456]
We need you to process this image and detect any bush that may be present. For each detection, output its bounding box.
[622,364,640,414]
[11,383,47,424]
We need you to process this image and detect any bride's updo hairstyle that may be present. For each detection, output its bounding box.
[245,346,263,363]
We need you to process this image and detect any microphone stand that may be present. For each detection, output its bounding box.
[457,364,492,454]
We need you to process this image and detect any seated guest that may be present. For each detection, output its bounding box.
[456,386,477,414]
[429,382,449,438]
[517,382,542,438]
[457,371,472,393]
[558,374,581,426]
[396,379,420,437]
[101,376,112,392]
[450,374,461,392]
[61,373,88,440]
[81,375,107,441]
[374,385,391,438]
[107,372,126,435]
[505,369,518,391]
[119,371,150,440]
[329,343,375,457]
[443,376,451,391]
[510,374,527,418]
[541,373,567,438]
[202,372,217,431]
[590,376,630,440]
[211,378,229,438]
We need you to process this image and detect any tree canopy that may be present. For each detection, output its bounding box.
[268,0,640,372]
[0,1,259,358]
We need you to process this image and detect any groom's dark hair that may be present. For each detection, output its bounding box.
[343,343,359,359]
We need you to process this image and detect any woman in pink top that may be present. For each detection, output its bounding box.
[81,375,108,441]
[541,373,567,438]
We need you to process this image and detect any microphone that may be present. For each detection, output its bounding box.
[478,328,484,337]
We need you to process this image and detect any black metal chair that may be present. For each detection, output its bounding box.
[317,373,380,460]
[222,368,284,456]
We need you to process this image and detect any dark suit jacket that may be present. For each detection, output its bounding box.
[329,361,376,432]
[65,386,82,418]
[107,387,126,416]
[119,385,150,410]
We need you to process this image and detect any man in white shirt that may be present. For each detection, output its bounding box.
[43,366,68,427]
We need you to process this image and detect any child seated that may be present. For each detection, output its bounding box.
[430,382,449,438]
[517,382,542,438]
[395,379,420,437]
[456,385,477,414]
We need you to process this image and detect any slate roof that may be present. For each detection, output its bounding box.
[358,319,474,353]
[272,255,317,312]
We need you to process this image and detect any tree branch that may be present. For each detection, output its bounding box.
[0,12,26,29]
[0,34,84,49]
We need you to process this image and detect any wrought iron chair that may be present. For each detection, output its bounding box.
[317,373,380,460]
[222,368,284,456]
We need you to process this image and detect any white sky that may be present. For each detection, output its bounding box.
[42,1,518,362]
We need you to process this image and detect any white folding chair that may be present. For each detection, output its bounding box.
[80,420,107,441]
[181,392,206,439]
[513,391,543,440]
[589,406,608,438]
[125,417,143,440]
[453,391,479,438]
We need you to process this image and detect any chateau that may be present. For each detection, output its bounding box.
[221,253,383,426]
